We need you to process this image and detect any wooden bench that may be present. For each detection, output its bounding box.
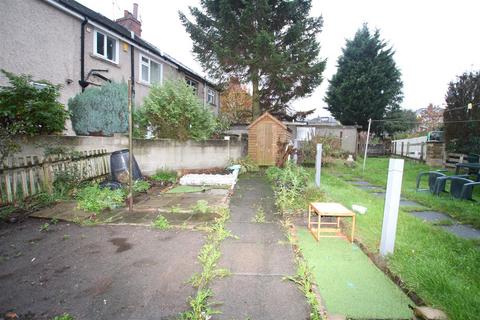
[308,202,356,243]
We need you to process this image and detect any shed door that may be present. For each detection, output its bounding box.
[258,123,274,165]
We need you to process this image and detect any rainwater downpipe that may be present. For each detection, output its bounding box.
[80,18,88,92]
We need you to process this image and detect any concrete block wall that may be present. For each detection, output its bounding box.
[14,135,246,175]
[425,142,445,167]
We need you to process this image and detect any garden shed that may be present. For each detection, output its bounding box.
[248,112,291,166]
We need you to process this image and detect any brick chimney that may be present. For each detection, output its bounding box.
[115,3,142,37]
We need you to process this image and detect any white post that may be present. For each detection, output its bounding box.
[224,136,231,161]
[380,158,404,256]
[293,139,298,164]
[362,118,372,171]
[315,144,322,187]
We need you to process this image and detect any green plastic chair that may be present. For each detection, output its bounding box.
[416,170,448,193]
[435,176,480,200]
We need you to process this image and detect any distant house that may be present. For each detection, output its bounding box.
[0,0,220,135]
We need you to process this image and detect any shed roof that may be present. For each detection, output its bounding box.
[248,112,288,130]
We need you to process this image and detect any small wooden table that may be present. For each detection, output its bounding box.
[308,202,356,242]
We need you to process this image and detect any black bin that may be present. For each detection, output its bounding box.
[110,149,143,184]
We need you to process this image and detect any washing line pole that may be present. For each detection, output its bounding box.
[362,118,372,172]
[128,79,133,213]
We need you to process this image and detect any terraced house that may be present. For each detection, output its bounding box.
[0,0,220,134]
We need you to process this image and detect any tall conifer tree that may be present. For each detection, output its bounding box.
[179,0,326,118]
[325,24,403,131]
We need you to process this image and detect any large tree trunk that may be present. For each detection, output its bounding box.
[251,70,261,118]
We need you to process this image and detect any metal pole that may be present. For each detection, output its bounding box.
[380,158,404,256]
[362,118,372,171]
[293,139,298,164]
[315,144,322,187]
[128,79,133,212]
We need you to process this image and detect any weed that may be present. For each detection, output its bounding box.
[252,207,266,223]
[39,223,50,232]
[182,207,232,317]
[133,180,151,193]
[191,200,211,214]
[63,234,70,240]
[280,219,322,320]
[51,218,59,225]
[152,215,170,230]
[0,206,16,221]
[171,205,182,213]
[151,170,177,183]
[180,288,219,320]
[76,184,126,213]
[229,156,259,174]
[266,162,312,213]
[51,313,74,320]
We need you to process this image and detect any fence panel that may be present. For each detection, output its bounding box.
[392,137,427,160]
[0,149,110,205]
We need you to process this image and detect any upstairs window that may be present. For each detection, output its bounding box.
[185,78,198,94]
[94,30,118,63]
[140,54,162,85]
[207,88,216,105]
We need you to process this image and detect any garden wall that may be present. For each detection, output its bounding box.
[14,136,246,174]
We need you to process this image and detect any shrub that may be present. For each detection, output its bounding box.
[266,162,310,213]
[299,134,344,166]
[0,70,68,159]
[135,80,219,141]
[76,184,126,213]
[68,81,128,136]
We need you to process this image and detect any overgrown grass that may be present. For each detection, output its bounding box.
[316,164,480,320]
[181,207,233,319]
[336,157,480,228]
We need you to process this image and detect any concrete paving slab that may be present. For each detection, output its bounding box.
[400,199,422,207]
[410,211,454,222]
[441,224,480,239]
[219,242,296,275]
[357,185,384,191]
[0,219,204,319]
[211,275,309,320]
[227,222,286,243]
[351,181,372,186]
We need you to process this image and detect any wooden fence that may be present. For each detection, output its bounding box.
[444,152,469,169]
[391,137,427,160]
[0,149,110,205]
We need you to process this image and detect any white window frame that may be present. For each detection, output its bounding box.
[207,88,216,105]
[139,54,163,85]
[93,30,119,64]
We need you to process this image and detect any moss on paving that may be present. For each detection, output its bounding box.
[297,228,412,319]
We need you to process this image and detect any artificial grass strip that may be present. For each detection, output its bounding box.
[297,228,412,319]
[166,186,209,194]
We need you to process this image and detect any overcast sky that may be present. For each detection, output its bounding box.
[78,0,480,117]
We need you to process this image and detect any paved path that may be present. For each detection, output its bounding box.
[350,179,480,239]
[0,220,202,319]
[211,175,309,319]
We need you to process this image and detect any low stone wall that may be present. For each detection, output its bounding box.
[14,135,246,174]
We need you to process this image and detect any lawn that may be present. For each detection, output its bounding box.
[329,157,480,228]
[309,159,480,320]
